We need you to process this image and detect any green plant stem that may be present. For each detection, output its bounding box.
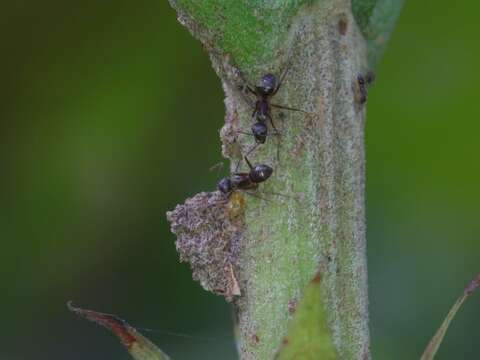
[169,1,373,359]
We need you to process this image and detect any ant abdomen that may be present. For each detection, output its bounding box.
[251,122,268,143]
[249,164,273,183]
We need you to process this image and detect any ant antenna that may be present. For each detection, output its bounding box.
[234,159,242,173]
[209,162,224,172]
[209,162,225,178]
[272,39,300,95]
[273,59,292,96]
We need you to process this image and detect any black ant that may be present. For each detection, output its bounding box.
[237,63,311,157]
[356,71,375,105]
[217,157,273,197]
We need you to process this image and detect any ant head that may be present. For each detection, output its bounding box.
[217,177,232,194]
[251,122,267,143]
[256,73,277,96]
[249,164,273,184]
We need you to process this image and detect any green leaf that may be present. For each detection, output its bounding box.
[275,272,338,360]
[352,0,405,66]
[68,302,171,360]
[421,274,480,360]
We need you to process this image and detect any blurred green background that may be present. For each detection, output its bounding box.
[1,1,479,359]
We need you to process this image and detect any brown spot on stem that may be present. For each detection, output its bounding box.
[338,15,348,35]
[312,270,322,284]
[282,337,290,345]
[252,333,260,344]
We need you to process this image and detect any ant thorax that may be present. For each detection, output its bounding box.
[251,122,267,143]
[256,100,270,121]
[231,173,255,190]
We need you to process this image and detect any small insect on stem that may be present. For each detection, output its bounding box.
[237,57,312,150]
[217,156,273,197]
[217,158,298,203]
[356,71,375,105]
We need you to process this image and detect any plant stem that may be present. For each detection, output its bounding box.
[169,1,372,358]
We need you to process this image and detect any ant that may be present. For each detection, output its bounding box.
[237,62,311,157]
[217,157,273,197]
[356,71,375,105]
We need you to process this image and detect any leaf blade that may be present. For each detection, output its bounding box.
[352,0,405,66]
[275,272,338,360]
[68,302,171,360]
[421,273,480,360]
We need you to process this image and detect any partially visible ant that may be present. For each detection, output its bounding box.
[217,157,273,197]
[356,71,375,105]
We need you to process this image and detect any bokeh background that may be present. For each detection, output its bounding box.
[1,1,479,359]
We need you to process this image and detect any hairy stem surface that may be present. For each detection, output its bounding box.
[169,1,372,358]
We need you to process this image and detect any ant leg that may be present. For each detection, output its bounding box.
[251,107,259,120]
[209,162,225,178]
[234,158,243,172]
[270,103,312,115]
[265,113,282,163]
[244,143,260,158]
[244,191,273,203]
[233,107,258,139]
[246,85,257,96]
[235,108,257,138]
[275,138,281,164]
[235,69,257,95]
[236,85,257,109]
[244,156,254,170]
[267,113,280,134]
